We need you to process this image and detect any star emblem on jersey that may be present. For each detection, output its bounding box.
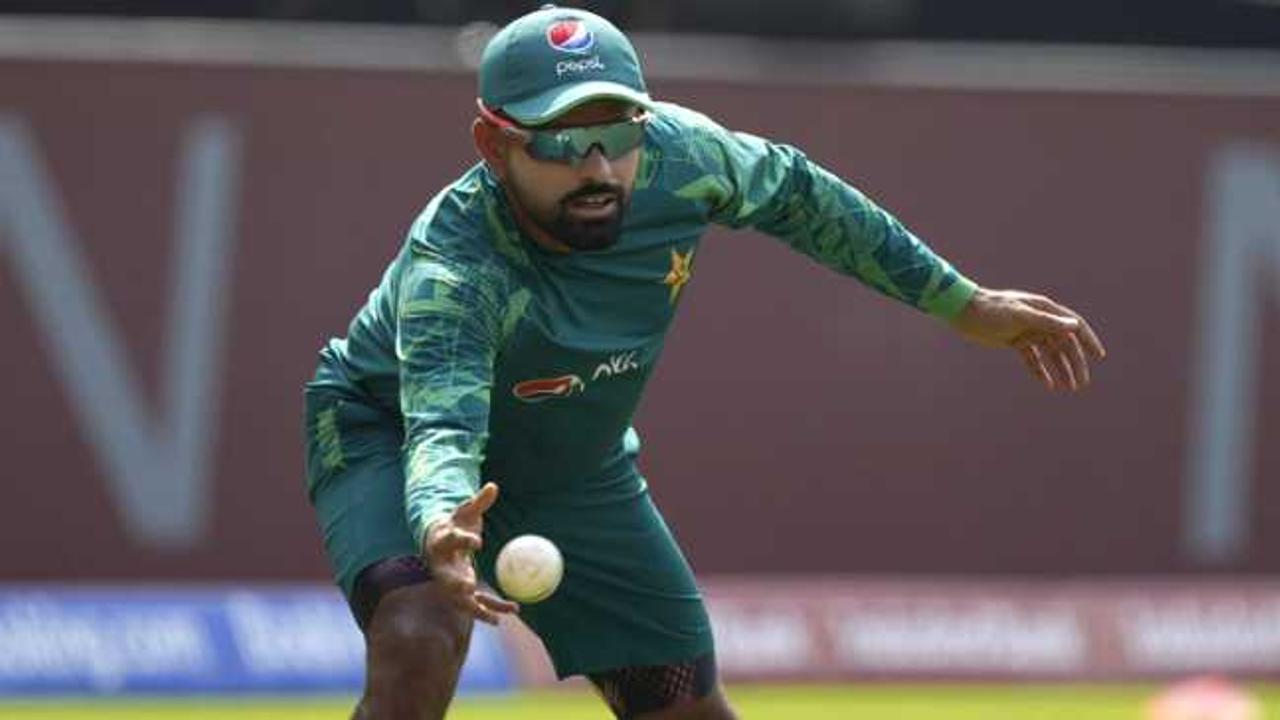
[661,248,695,304]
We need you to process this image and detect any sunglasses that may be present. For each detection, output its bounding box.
[477,100,650,166]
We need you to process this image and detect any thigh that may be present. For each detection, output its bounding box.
[588,652,730,719]
[475,477,714,679]
[304,392,419,600]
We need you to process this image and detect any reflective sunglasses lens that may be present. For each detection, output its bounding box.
[526,121,645,163]
[595,123,646,159]
[524,132,574,162]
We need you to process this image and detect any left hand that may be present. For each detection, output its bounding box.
[948,287,1107,391]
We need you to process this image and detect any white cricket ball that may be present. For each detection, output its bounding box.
[495,534,563,603]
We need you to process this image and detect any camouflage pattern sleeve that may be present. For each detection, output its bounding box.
[396,242,507,550]
[669,105,977,318]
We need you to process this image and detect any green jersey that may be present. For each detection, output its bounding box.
[307,101,976,549]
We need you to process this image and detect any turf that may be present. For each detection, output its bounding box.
[1,684,1276,719]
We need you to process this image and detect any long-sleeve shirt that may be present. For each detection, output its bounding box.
[306,101,977,548]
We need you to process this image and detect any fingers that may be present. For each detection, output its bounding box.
[476,591,520,616]
[452,482,499,525]
[436,571,482,618]
[452,586,499,625]
[457,588,519,626]
[1049,340,1079,391]
[1065,333,1090,387]
[1024,294,1106,360]
[467,594,502,625]
[432,525,483,555]
[1018,335,1084,392]
[1076,316,1107,360]
[1016,293,1106,391]
[437,570,518,625]
[1018,341,1055,390]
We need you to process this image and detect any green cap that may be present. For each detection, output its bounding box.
[479,5,653,126]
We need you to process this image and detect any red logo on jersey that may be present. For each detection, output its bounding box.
[512,374,586,403]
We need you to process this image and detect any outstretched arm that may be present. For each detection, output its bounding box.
[949,287,1106,391]
[667,105,1106,390]
[396,243,517,623]
[671,105,977,319]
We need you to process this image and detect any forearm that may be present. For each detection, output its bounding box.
[395,249,505,550]
[403,428,486,549]
[749,146,977,318]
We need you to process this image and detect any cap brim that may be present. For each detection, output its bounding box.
[502,81,654,126]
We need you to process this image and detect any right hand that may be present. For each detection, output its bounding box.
[948,287,1106,392]
[423,482,519,624]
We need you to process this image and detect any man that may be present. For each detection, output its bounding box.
[304,5,1106,720]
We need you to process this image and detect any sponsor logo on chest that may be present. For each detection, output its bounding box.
[513,351,643,403]
[511,374,586,403]
[592,351,640,381]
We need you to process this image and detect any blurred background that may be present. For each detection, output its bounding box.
[2,0,1279,717]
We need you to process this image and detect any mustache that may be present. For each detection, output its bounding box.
[562,183,623,204]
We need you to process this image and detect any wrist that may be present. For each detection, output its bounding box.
[930,276,980,321]
[947,284,989,326]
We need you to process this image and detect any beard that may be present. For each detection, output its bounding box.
[517,181,629,252]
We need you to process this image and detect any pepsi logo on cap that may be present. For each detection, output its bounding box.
[546,18,595,54]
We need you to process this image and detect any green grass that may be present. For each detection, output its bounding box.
[1,684,1276,719]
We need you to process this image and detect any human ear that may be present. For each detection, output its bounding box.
[472,118,508,179]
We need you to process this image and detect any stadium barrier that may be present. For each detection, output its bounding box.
[0,586,512,695]
[508,578,1280,686]
[3,578,1279,695]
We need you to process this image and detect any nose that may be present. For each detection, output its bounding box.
[576,145,615,182]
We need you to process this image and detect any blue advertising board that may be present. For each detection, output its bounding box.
[0,585,513,695]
